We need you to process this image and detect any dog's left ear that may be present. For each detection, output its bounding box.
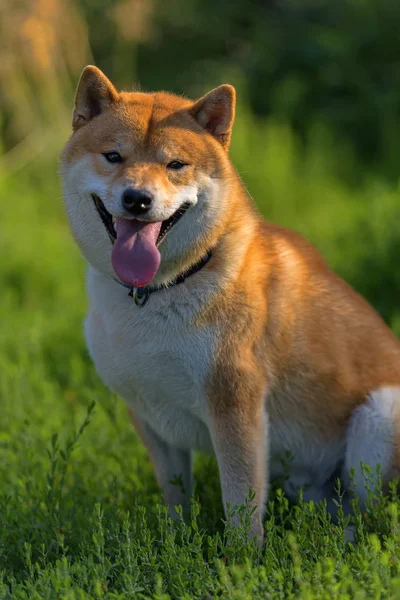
[190,85,236,151]
[73,65,118,131]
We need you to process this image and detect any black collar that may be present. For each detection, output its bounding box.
[114,251,212,306]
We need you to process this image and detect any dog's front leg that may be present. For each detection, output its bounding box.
[129,410,192,518]
[209,376,268,546]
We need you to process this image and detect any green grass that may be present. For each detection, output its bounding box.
[1,119,400,598]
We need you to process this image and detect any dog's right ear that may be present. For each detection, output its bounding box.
[73,66,118,131]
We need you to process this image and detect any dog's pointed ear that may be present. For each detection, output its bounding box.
[190,85,236,150]
[73,66,118,131]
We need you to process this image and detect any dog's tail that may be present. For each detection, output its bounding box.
[343,386,400,505]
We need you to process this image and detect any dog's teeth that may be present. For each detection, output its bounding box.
[112,216,116,226]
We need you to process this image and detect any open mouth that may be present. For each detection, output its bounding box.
[92,194,116,241]
[91,194,190,246]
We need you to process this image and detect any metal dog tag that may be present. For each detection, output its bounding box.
[131,287,150,307]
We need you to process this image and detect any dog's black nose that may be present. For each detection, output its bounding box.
[122,188,153,215]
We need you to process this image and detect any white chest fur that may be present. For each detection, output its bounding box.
[85,267,217,452]
[85,267,346,497]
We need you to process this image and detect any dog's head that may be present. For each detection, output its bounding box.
[60,66,236,288]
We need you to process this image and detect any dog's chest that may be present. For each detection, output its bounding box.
[85,270,216,450]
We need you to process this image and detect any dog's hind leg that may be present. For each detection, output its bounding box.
[129,409,192,518]
[342,387,400,508]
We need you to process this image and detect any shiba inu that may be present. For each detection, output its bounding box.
[61,65,400,545]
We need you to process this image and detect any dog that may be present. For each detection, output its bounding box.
[61,65,400,545]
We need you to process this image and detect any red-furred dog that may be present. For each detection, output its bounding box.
[61,66,400,544]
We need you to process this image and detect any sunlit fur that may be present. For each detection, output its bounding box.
[61,75,235,287]
[61,66,400,546]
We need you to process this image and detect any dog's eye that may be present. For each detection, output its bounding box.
[103,152,123,163]
[167,161,186,170]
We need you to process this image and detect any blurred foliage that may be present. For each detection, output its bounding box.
[2,0,400,177]
[133,0,400,176]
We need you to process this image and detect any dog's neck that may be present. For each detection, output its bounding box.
[113,250,212,306]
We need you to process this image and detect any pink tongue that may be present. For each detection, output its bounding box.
[111,218,162,287]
